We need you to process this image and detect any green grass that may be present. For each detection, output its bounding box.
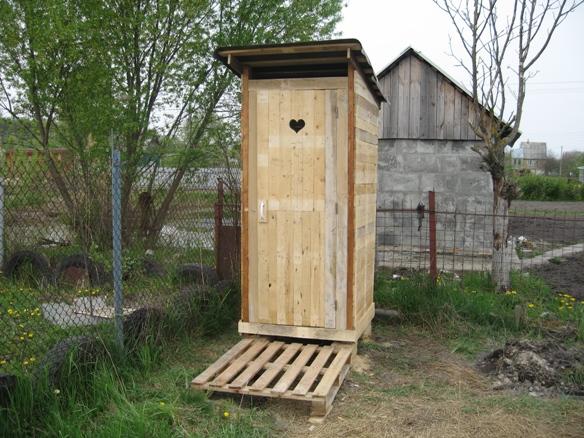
[374,271,584,350]
[0,334,272,438]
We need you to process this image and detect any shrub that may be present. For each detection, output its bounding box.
[517,175,584,201]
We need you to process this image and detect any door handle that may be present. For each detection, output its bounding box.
[259,200,267,223]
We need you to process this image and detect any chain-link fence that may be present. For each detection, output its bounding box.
[376,192,584,292]
[0,147,240,374]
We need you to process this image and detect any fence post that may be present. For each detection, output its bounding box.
[0,147,4,269]
[214,180,224,279]
[111,137,124,350]
[429,190,437,283]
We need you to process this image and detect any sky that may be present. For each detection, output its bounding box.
[339,0,584,155]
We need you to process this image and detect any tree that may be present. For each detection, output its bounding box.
[0,0,343,248]
[434,0,582,290]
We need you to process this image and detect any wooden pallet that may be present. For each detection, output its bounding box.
[191,337,354,422]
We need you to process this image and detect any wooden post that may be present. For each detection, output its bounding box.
[429,190,437,283]
[240,65,250,322]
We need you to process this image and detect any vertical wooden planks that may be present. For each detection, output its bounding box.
[389,69,399,139]
[420,63,437,139]
[436,77,446,139]
[248,88,258,321]
[256,89,269,322]
[453,89,462,139]
[397,56,410,138]
[267,89,280,323]
[408,56,421,139]
[335,89,348,330]
[460,94,469,140]
[241,66,250,322]
[444,81,455,139]
[323,90,337,329]
[346,63,356,330]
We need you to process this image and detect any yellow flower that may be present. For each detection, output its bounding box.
[54,389,61,395]
[29,357,35,363]
[527,303,535,308]
[19,336,25,341]
[0,359,7,365]
[7,308,14,316]
[23,360,29,366]
[159,401,165,406]
[223,411,230,418]
[28,332,33,338]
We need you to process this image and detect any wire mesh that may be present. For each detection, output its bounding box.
[0,148,240,374]
[375,195,584,283]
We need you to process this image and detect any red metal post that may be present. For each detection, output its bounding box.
[429,190,438,283]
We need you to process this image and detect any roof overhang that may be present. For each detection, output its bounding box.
[215,39,385,105]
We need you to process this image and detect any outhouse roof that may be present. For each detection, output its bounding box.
[215,39,385,105]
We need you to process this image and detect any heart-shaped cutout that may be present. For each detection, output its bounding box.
[289,119,305,133]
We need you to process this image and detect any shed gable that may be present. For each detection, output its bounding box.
[378,50,480,141]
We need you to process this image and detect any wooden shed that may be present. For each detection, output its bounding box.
[375,47,495,269]
[192,39,384,421]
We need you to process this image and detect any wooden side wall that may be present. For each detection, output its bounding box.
[379,54,479,141]
[352,69,378,328]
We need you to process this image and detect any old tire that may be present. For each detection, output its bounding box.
[142,258,166,277]
[3,250,52,286]
[0,373,17,407]
[36,336,105,386]
[176,263,218,286]
[123,307,165,348]
[213,279,235,295]
[54,254,107,287]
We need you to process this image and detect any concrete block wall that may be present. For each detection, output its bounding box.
[377,139,494,257]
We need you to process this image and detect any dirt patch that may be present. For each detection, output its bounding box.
[530,252,584,300]
[509,215,584,247]
[477,339,584,396]
[511,201,584,213]
[269,327,584,438]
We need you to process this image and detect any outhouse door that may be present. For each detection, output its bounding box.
[247,79,348,329]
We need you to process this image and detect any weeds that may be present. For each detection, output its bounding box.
[374,271,584,346]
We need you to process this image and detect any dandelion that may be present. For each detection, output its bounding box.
[23,359,29,366]
[223,411,230,418]
[528,303,535,308]
[159,401,165,406]
[19,336,25,341]
[28,332,33,339]
[0,359,7,365]
[7,308,14,316]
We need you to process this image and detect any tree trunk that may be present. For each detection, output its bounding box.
[492,178,511,291]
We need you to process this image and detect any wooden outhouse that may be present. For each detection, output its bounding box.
[220,39,383,342]
[192,40,384,420]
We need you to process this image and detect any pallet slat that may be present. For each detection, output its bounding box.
[272,344,317,394]
[312,348,352,397]
[228,341,284,389]
[249,342,302,391]
[292,346,333,395]
[192,338,254,385]
[210,338,269,387]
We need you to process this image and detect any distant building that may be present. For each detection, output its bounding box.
[511,141,546,174]
[578,166,584,183]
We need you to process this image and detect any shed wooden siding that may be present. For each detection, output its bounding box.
[352,70,378,328]
[379,54,480,141]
